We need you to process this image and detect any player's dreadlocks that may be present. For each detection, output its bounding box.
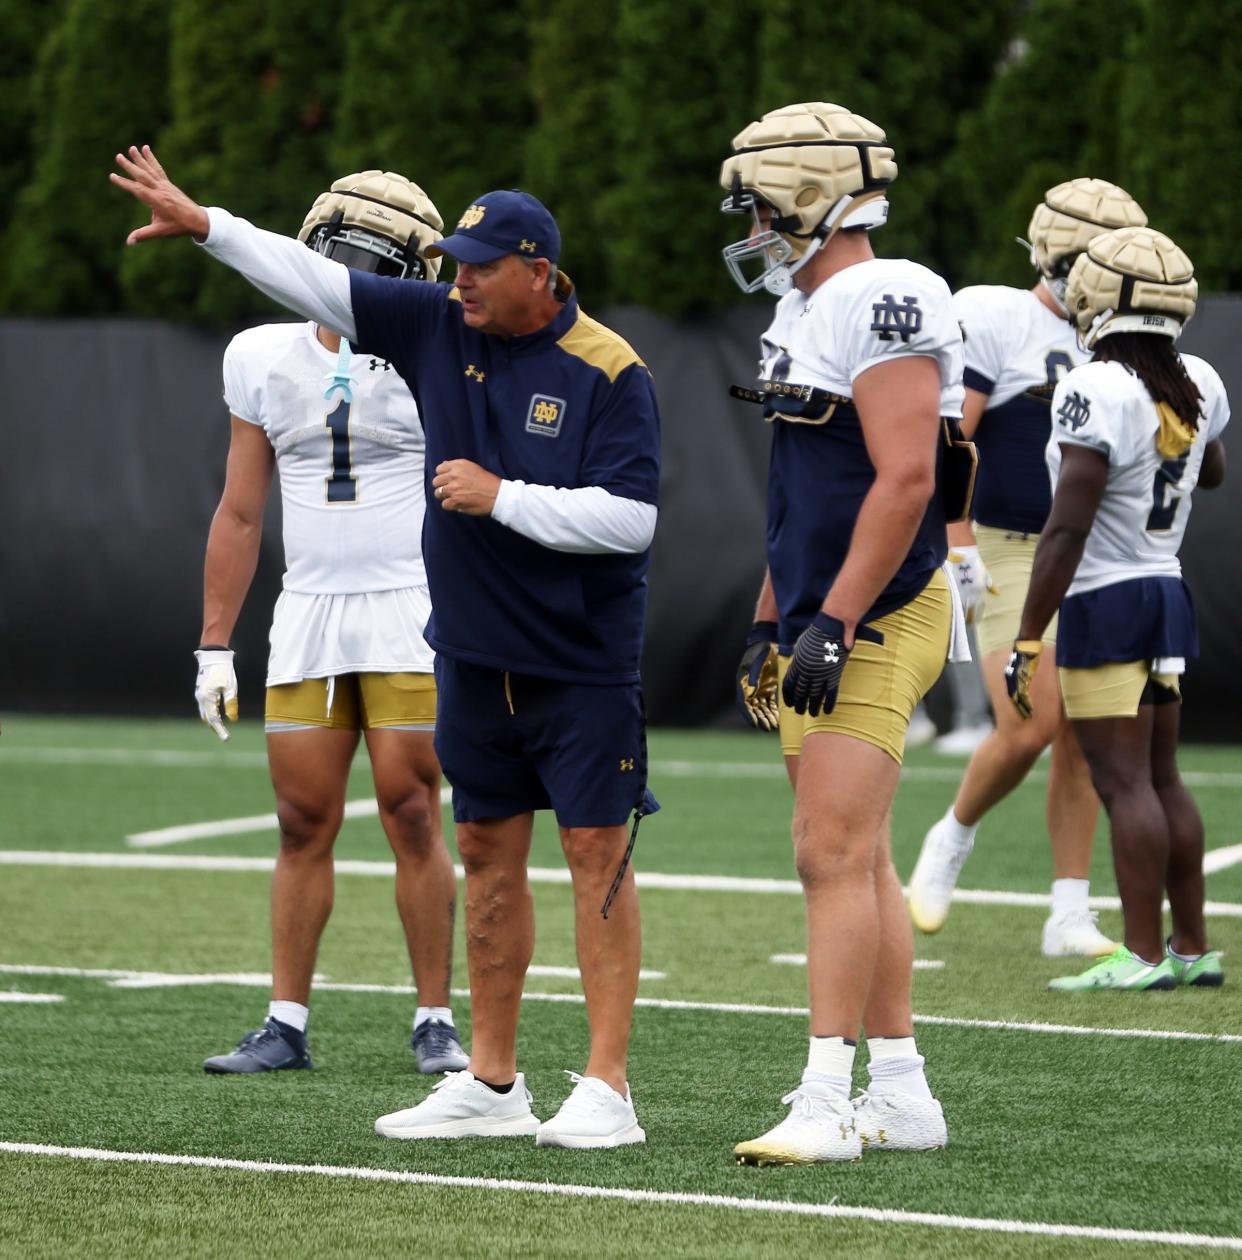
[1094,333,1204,431]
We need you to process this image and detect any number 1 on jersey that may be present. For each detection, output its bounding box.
[325,399,357,503]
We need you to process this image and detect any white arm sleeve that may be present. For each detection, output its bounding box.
[491,480,657,554]
[198,207,357,342]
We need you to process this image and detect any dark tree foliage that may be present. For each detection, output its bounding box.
[119,0,345,323]
[0,0,1236,319]
[753,0,1016,284]
[1119,0,1242,289]
[331,0,532,246]
[0,1,67,240]
[0,0,169,314]
[523,0,621,307]
[602,0,758,312]
[941,0,1143,291]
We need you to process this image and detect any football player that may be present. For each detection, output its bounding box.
[1008,226,1227,991]
[909,180,1147,957]
[724,102,971,1162]
[196,172,467,1074]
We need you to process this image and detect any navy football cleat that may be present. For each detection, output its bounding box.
[410,1017,469,1074]
[203,1017,313,1074]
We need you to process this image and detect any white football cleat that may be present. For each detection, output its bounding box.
[734,1076,861,1165]
[374,1070,540,1140]
[1041,908,1118,957]
[932,722,992,756]
[908,816,974,934]
[904,705,937,750]
[535,1072,645,1149]
[852,1090,947,1151]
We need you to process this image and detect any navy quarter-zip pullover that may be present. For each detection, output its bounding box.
[349,272,660,684]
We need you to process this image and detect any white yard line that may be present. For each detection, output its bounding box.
[1,1143,1238,1251]
[770,954,945,970]
[7,744,1242,788]
[0,992,63,1003]
[1204,843,1242,875]
[0,747,270,769]
[2,965,1236,1045]
[5,849,1241,918]
[0,965,663,989]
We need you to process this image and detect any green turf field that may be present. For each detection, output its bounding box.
[1,716,1239,1258]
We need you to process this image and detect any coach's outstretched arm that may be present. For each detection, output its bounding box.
[111,145,357,341]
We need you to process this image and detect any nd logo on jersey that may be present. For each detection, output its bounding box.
[870,294,923,343]
[526,393,566,437]
[1057,390,1091,432]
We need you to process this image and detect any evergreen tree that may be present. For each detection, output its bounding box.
[0,0,169,314]
[332,0,531,240]
[754,0,1014,278]
[523,0,620,305]
[0,0,67,243]
[119,0,343,323]
[942,0,1142,290]
[1119,0,1242,289]
[603,0,756,313]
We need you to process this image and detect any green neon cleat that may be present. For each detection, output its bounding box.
[1167,946,1225,988]
[1047,947,1179,992]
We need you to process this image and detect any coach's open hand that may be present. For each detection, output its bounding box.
[110,145,210,245]
[433,460,502,515]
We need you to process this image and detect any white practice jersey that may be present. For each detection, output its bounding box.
[223,321,427,595]
[1047,354,1230,596]
[954,285,1083,403]
[952,285,1085,534]
[759,258,965,416]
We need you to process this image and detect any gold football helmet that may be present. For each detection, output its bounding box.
[720,102,897,295]
[299,170,443,281]
[1065,226,1197,348]
[1025,178,1146,307]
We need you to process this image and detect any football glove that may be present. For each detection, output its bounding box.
[782,614,884,718]
[1004,640,1043,720]
[946,545,995,624]
[194,647,238,741]
[736,621,780,731]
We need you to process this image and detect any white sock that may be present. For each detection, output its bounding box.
[943,807,977,847]
[867,1036,933,1102]
[1167,942,1203,963]
[413,1005,454,1032]
[803,1036,855,1098]
[268,1000,309,1033]
[1051,878,1090,915]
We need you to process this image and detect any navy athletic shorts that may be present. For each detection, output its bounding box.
[1056,575,1198,669]
[433,656,659,828]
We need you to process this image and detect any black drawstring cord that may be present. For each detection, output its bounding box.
[601,809,644,919]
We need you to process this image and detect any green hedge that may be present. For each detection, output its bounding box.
[1,0,1237,320]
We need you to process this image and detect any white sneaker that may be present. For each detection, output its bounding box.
[374,1070,541,1139]
[904,706,937,750]
[932,722,992,756]
[535,1071,645,1149]
[852,1090,947,1151]
[734,1077,861,1165]
[1042,908,1118,957]
[908,816,974,934]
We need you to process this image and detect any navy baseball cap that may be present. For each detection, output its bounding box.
[425,189,561,265]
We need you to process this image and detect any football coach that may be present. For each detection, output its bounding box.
[112,145,661,1151]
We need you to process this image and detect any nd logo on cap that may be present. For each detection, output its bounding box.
[427,190,562,266]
